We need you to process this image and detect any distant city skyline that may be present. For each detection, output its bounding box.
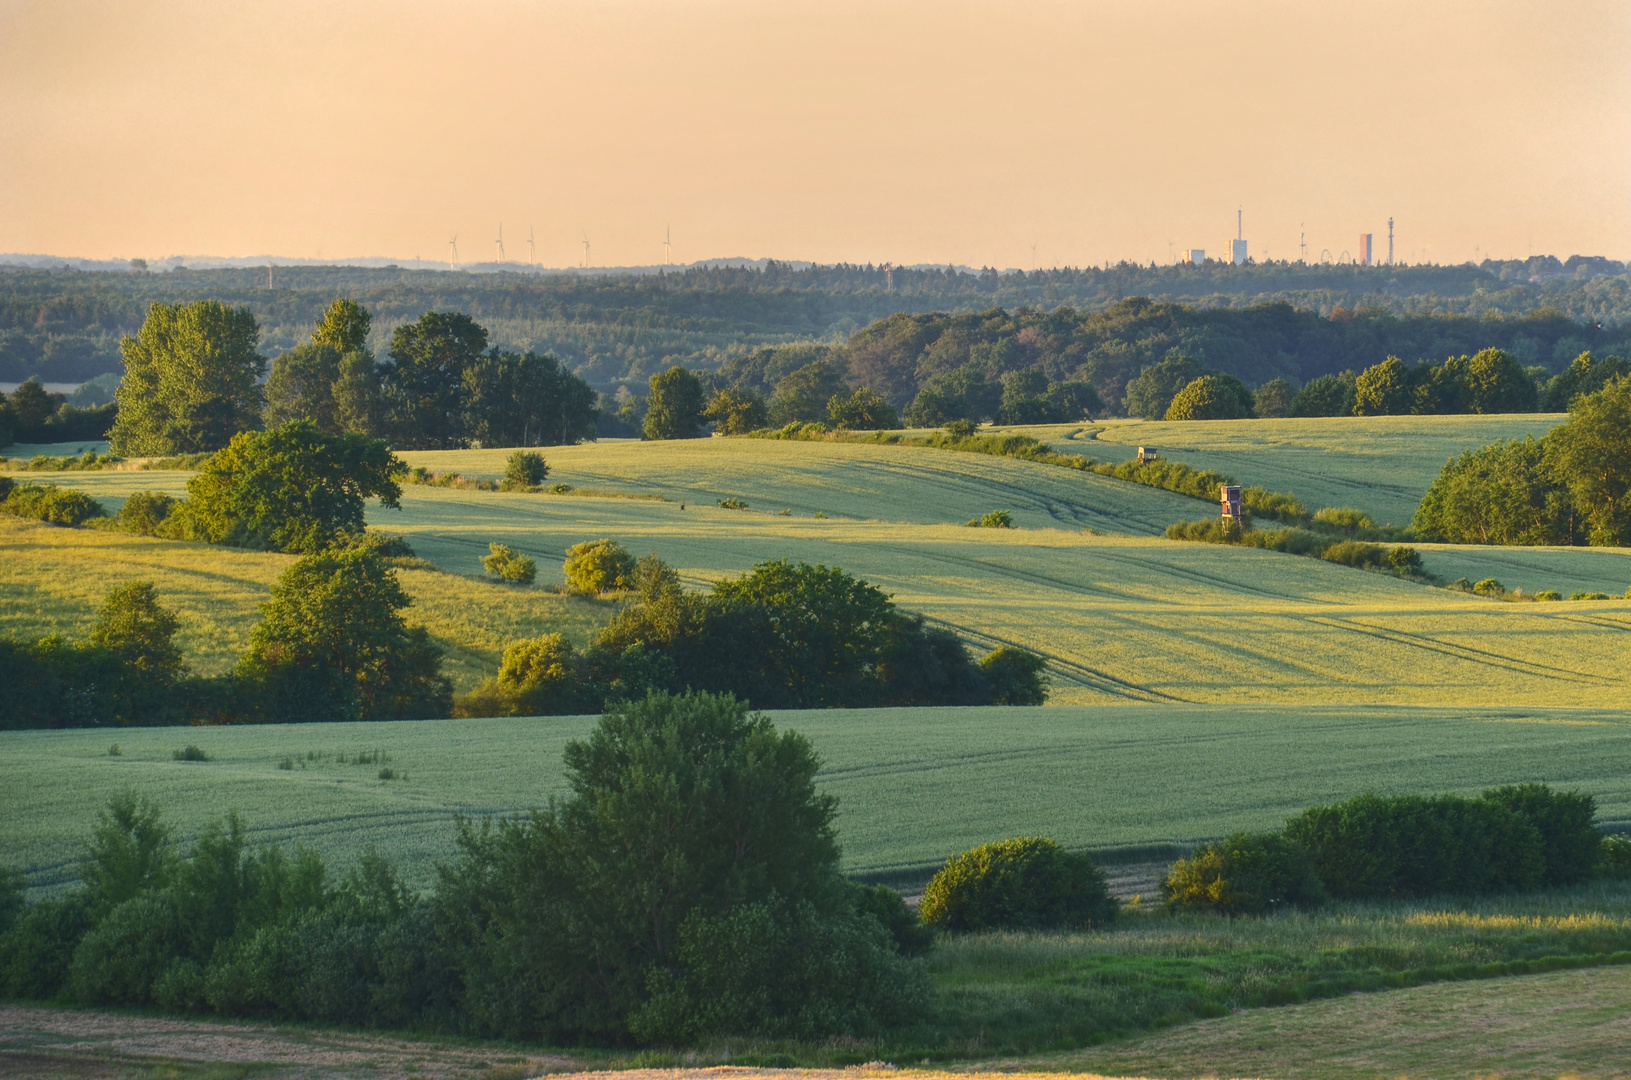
[2,0,1626,267]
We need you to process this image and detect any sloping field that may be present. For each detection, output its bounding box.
[7,473,1630,705]
[4,704,1629,893]
[374,484,1631,707]
[1018,414,1564,525]
[0,515,612,690]
[396,436,1204,533]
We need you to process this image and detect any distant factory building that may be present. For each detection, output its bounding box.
[1183,249,1205,265]
[1231,238,1248,266]
[1358,234,1373,266]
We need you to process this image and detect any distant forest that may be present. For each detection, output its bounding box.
[3,257,1628,417]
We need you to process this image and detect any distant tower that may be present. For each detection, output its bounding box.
[664,225,672,266]
[448,235,458,270]
[527,226,535,266]
[1230,207,1248,266]
[495,223,505,264]
[266,261,273,289]
[1358,234,1373,266]
[581,233,590,269]
[1387,218,1394,266]
[1300,224,1306,264]
[884,263,894,291]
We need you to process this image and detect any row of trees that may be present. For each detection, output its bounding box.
[0,378,115,448]
[1413,376,1631,546]
[106,299,600,457]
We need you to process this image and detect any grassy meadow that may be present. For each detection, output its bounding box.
[1013,413,1566,526]
[4,704,1629,895]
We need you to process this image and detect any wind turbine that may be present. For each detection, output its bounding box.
[581,232,590,269]
[448,235,458,270]
[495,224,505,264]
[528,226,535,266]
[664,225,672,266]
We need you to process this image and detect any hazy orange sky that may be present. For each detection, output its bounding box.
[2,0,1627,268]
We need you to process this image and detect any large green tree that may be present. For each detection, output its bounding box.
[1165,374,1253,420]
[1464,348,1539,414]
[383,312,488,448]
[768,360,848,425]
[1123,353,1204,420]
[1353,356,1413,415]
[109,301,265,455]
[168,420,402,553]
[236,548,451,722]
[264,344,345,432]
[1413,437,1575,545]
[436,691,921,1041]
[311,298,372,354]
[642,365,706,440]
[88,581,184,678]
[462,350,599,446]
[1543,376,1631,545]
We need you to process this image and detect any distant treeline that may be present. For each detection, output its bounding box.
[3,260,1628,405]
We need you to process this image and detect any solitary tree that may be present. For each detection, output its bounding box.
[110,301,265,456]
[88,581,184,678]
[169,420,402,553]
[827,386,899,430]
[1165,374,1253,420]
[643,366,706,440]
[702,388,769,434]
[237,548,452,722]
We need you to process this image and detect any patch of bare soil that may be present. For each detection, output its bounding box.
[0,1005,580,1080]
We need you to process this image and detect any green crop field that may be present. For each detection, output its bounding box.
[4,703,1629,896]
[7,436,1631,705]
[0,514,613,690]
[1009,414,1565,525]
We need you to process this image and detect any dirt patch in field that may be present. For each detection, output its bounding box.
[0,1005,580,1080]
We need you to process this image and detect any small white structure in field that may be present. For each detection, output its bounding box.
[1137,446,1159,464]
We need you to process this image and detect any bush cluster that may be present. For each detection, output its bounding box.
[0,694,928,1044]
[0,481,106,526]
[920,837,1116,932]
[459,547,1048,716]
[1166,517,1423,576]
[1166,785,1609,913]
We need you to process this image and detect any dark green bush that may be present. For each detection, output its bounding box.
[1,483,106,525]
[69,892,186,1004]
[1284,792,1544,899]
[1601,834,1631,879]
[920,837,1116,932]
[1481,784,1601,886]
[977,646,1049,705]
[116,491,175,535]
[1319,540,1393,571]
[0,894,92,999]
[501,451,549,490]
[1163,832,1325,915]
[852,883,934,957]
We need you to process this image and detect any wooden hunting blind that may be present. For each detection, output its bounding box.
[1220,484,1243,521]
[1137,446,1158,464]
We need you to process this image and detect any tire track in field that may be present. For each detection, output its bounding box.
[918,613,1186,703]
[1304,616,1612,684]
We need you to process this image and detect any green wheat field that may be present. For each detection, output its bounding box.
[4,415,1629,900]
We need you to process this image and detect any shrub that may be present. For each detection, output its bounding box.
[173,745,209,761]
[852,883,934,957]
[1320,540,1392,571]
[1387,546,1423,574]
[1534,590,1562,601]
[1569,591,1609,601]
[0,894,93,999]
[563,538,635,593]
[487,634,586,716]
[1473,578,1505,596]
[1311,506,1376,534]
[482,543,537,584]
[920,837,1116,932]
[1163,832,1325,915]
[1600,834,1631,879]
[965,509,1013,528]
[827,386,900,431]
[944,418,977,438]
[1284,792,1544,899]
[116,491,175,535]
[978,646,1048,705]
[1481,784,1601,886]
[69,892,185,1004]
[501,451,549,490]
[717,497,749,510]
[1,483,106,525]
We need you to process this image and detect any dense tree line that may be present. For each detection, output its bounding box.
[0,378,116,449]
[0,694,927,1041]
[103,298,599,457]
[1414,376,1631,546]
[460,547,1047,715]
[4,262,1626,413]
